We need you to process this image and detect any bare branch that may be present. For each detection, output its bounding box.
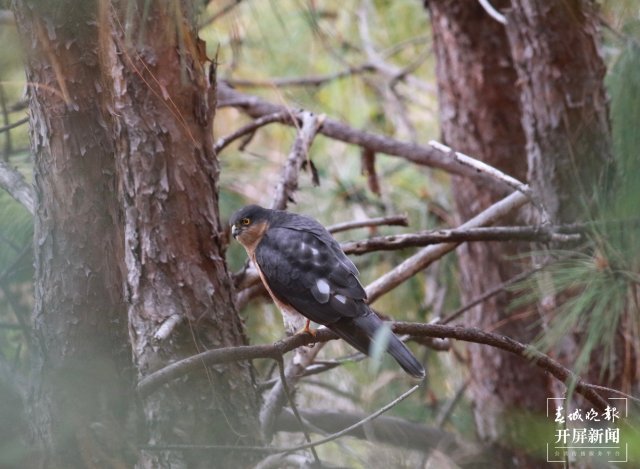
[260,343,326,440]
[199,0,244,28]
[429,140,548,221]
[365,191,529,303]
[0,159,35,215]
[227,64,376,89]
[264,383,422,454]
[342,225,580,255]
[142,383,421,455]
[327,214,408,233]
[393,322,609,410]
[136,320,614,411]
[478,0,508,25]
[0,116,28,134]
[275,408,464,454]
[214,111,289,153]
[217,82,508,183]
[271,111,324,211]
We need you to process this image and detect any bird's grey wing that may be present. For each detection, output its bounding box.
[254,226,366,326]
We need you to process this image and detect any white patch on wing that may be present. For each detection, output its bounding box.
[316,279,330,295]
[334,294,347,304]
[311,278,331,303]
[311,247,319,255]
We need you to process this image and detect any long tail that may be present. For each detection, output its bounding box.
[328,309,426,379]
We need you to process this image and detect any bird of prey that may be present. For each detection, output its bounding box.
[230,204,425,379]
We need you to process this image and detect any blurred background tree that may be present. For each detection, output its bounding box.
[0,0,638,468]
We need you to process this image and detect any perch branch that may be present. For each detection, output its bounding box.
[136,321,614,410]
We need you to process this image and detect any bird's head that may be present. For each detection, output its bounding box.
[230,205,272,249]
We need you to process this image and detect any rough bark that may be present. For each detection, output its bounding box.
[505,0,613,223]
[428,0,549,465]
[504,0,637,394]
[12,1,132,467]
[100,2,260,467]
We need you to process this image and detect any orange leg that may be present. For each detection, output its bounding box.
[296,319,316,337]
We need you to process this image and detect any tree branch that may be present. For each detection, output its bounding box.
[136,321,614,411]
[0,159,34,215]
[365,191,529,303]
[327,214,408,233]
[429,140,548,222]
[271,110,324,210]
[342,225,580,255]
[274,409,465,454]
[217,82,515,184]
[226,64,376,89]
[214,111,289,153]
[0,116,28,134]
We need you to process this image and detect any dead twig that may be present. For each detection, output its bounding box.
[342,225,581,255]
[259,343,324,440]
[0,159,34,215]
[226,64,376,89]
[327,214,408,233]
[214,111,290,153]
[199,0,244,28]
[275,408,463,454]
[216,82,513,184]
[271,111,324,211]
[143,383,422,455]
[366,191,529,303]
[429,140,548,223]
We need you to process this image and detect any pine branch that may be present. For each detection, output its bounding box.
[217,82,512,184]
[136,320,616,411]
[342,225,580,255]
[366,191,529,303]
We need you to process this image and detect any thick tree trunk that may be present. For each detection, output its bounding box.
[505,0,613,224]
[428,1,549,465]
[101,2,260,467]
[12,2,132,467]
[505,1,636,393]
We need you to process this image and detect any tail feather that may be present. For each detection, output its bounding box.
[328,310,426,379]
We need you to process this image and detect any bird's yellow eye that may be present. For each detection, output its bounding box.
[241,218,251,225]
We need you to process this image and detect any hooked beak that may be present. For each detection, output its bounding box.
[231,224,239,239]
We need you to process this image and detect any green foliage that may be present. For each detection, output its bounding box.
[509,31,640,382]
